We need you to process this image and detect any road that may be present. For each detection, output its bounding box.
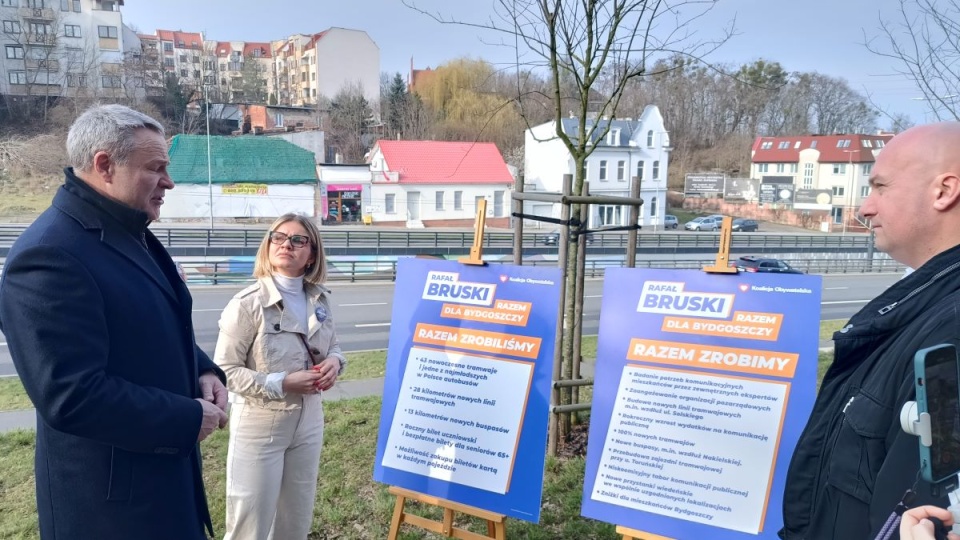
[0,273,901,377]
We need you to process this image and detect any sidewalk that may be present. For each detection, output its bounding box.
[0,377,386,433]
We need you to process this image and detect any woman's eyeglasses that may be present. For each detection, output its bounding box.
[268,231,311,248]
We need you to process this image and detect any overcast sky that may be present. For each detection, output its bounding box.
[120,0,931,126]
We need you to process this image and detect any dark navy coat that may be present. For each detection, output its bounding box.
[0,171,223,539]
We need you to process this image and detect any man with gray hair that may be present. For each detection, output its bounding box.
[0,104,228,539]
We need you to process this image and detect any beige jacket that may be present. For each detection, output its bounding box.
[214,277,346,410]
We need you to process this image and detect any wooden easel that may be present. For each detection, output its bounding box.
[702,216,738,274]
[615,525,674,540]
[387,486,506,540]
[459,199,487,266]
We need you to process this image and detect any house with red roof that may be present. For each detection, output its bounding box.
[365,140,515,227]
[751,133,893,230]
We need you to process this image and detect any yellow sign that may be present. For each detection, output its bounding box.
[222,184,268,195]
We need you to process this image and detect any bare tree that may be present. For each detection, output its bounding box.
[404,0,732,446]
[866,0,960,121]
[328,82,376,163]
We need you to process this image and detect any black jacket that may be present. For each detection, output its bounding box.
[0,170,224,539]
[781,245,960,539]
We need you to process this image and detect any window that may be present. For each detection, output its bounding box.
[435,191,445,211]
[836,139,851,148]
[385,194,396,214]
[0,0,19,6]
[67,73,86,87]
[831,207,843,225]
[64,24,80,37]
[5,45,24,59]
[833,163,847,175]
[303,88,309,98]
[861,139,873,148]
[252,48,262,58]
[862,163,873,175]
[60,0,67,9]
[179,69,187,78]
[778,141,789,149]
[29,22,51,34]
[163,42,173,52]
[810,140,818,149]
[803,163,814,189]
[220,63,226,71]
[636,160,644,181]
[72,0,79,11]
[274,113,284,127]
[2,20,21,33]
[494,191,504,217]
[454,191,463,211]
[757,163,769,173]
[8,71,26,84]
[599,160,607,181]
[98,26,118,39]
[163,58,174,68]
[26,0,43,6]
[647,130,654,147]
[65,47,82,68]
[617,160,625,181]
[193,70,200,79]
[101,75,122,88]
[192,55,199,63]
[776,163,785,173]
[650,197,657,217]
[760,141,773,149]
[789,163,798,174]
[203,60,214,71]
[876,140,885,148]
[860,186,871,198]
[202,75,213,84]
[652,160,660,179]
[832,186,845,196]
[178,54,186,62]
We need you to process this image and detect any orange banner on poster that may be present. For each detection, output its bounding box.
[440,300,532,327]
[626,338,798,378]
[413,323,541,359]
[661,310,783,341]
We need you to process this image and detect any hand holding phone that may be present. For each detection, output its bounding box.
[914,344,960,491]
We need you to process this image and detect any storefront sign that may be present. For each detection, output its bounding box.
[221,183,268,195]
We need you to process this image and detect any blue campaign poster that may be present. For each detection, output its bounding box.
[581,268,821,538]
[373,258,561,522]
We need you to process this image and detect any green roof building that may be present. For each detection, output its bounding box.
[162,135,320,221]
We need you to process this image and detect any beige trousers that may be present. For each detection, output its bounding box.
[224,396,325,540]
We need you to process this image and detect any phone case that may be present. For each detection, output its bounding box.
[914,344,958,484]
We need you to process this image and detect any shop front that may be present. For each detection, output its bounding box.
[322,184,364,224]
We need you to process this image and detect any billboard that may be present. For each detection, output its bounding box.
[759,176,795,205]
[684,174,725,197]
[724,178,759,201]
[793,189,833,210]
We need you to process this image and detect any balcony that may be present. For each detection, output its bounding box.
[25,58,59,71]
[25,33,56,46]
[19,7,55,21]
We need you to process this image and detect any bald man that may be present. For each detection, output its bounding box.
[781,122,960,539]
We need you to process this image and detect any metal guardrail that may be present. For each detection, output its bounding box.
[0,225,872,251]
[166,256,905,285]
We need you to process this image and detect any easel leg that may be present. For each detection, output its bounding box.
[387,492,407,540]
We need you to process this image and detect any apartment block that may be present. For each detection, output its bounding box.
[272,27,378,107]
[0,0,142,101]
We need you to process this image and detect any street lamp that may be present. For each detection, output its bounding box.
[656,131,671,232]
[842,148,858,236]
[203,84,214,229]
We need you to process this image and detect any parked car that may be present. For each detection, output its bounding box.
[734,256,803,274]
[663,215,679,229]
[731,218,759,232]
[684,216,721,231]
[541,231,595,245]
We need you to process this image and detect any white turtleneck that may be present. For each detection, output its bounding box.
[273,273,308,331]
[263,273,309,399]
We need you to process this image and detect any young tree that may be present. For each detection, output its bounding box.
[866,0,960,121]
[405,0,732,447]
[236,53,268,102]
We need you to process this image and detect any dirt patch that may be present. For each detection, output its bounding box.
[557,420,591,458]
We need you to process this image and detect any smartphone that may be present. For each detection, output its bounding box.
[914,343,960,488]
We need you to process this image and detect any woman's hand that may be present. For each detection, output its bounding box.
[282,370,325,395]
[901,506,960,540]
[312,357,340,391]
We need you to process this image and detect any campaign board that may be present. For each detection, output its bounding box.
[581,268,821,538]
[373,258,561,522]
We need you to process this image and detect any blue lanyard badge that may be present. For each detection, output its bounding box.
[315,305,328,323]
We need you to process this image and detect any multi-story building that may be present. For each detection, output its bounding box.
[750,133,893,228]
[272,27,378,108]
[205,40,272,102]
[0,0,142,104]
[524,105,671,230]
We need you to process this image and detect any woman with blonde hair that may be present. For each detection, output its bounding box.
[215,213,346,539]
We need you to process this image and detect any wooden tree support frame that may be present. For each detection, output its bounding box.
[459,199,488,266]
[387,486,507,540]
[702,216,739,274]
[615,525,675,540]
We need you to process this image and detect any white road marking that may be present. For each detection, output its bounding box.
[356,323,391,328]
[340,302,388,307]
[821,300,870,305]
[824,287,849,290]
